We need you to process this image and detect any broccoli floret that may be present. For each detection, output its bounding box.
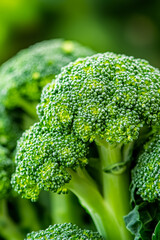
[12,52,160,240]
[0,145,13,199]
[132,134,160,202]
[25,223,103,239]
[12,122,88,200]
[38,52,159,142]
[0,39,95,120]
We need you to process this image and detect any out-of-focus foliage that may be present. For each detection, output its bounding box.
[0,0,160,67]
[0,145,13,199]
[0,105,19,149]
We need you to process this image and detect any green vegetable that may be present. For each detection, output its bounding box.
[152,221,160,240]
[0,39,95,122]
[12,52,160,239]
[0,39,95,239]
[25,223,103,239]
[132,134,160,202]
[124,201,160,240]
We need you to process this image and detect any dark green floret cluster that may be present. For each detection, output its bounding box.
[12,122,88,200]
[0,145,13,199]
[132,134,160,202]
[25,223,103,240]
[38,52,160,144]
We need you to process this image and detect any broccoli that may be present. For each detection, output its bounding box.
[0,39,95,239]
[25,223,103,239]
[12,52,160,240]
[0,39,95,123]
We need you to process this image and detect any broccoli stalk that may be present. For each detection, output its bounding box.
[50,192,86,226]
[65,141,133,240]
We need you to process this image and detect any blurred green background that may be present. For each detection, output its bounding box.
[0,0,160,68]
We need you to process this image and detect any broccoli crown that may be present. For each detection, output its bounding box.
[12,122,88,200]
[12,52,160,200]
[0,145,14,199]
[25,223,103,239]
[132,134,160,202]
[38,52,160,144]
[0,39,95,110]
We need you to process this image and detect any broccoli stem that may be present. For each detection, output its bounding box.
[67,167,132,239]
[0,199,23,240]
[17,198,40,231]
[97,141,133,240]
[50,192,84,226]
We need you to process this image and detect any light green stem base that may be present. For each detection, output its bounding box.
[17,198,40,231]
[97,141,133,240]
[50,191,84,226]
[67,167,132,240]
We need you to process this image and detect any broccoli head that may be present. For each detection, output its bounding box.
[12,122,88,200]
[12,52,160,240]
[38,52,159,143]
[25,223,103,240]
[0,39,95,119]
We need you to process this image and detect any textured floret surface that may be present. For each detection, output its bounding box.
[38,52,160,143]
[132,134,160,202]
[25,223,104,239]
[11,122,89,201]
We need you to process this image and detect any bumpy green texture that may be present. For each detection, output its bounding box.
[12,52,160,240]
[38,52,160,143]
[12,122,88,201]
[25,223,103,239]
[132,134,160,202]
[12,52,160,200]
[0,39,95,117]
[0,145,13,199]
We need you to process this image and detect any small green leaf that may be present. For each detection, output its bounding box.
[124,202,160,240]
[124,205,142,240]
[152,221,160,240]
